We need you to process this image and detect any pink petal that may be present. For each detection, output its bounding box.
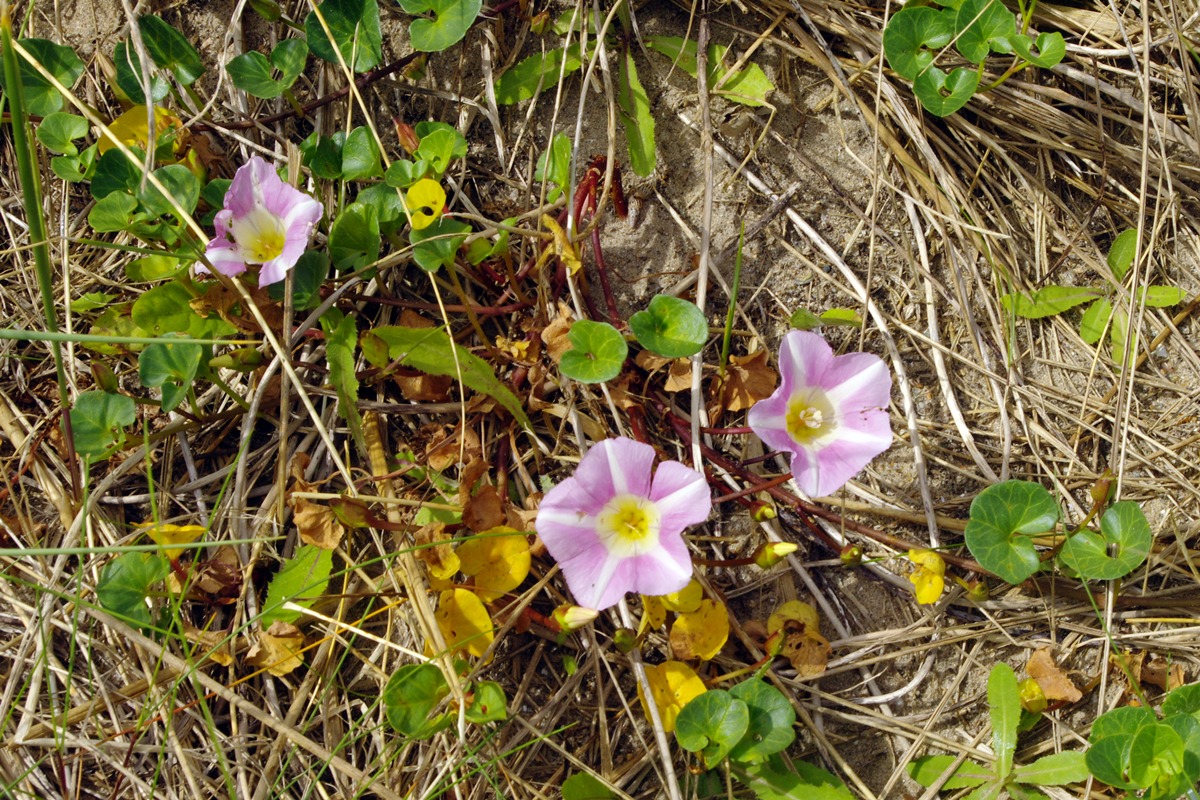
[649,461,712,534]
[778,331,831,389]
[804,423,893,496]
[201,238,248,277]
[558,536,692,610]
[572,438,655,507]
[221,156,270,217]
[823,353,892,409]
[535,499,603,562]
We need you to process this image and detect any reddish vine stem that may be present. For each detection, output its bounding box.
[190,52,422,133]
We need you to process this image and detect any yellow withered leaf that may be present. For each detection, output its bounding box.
[907,549,946,605]
[658,578,703,613]
[435,588,494,660]
[541,214,581,274]
[405,179,445,230]
[456,527,531,603]
[670,599,729,661]
[247,621,306,677]
[637,661,707,733]
[142,522,205,560]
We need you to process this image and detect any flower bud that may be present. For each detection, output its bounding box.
[552,604,598,632]
[394,120,420,155]
[764,629,785,658]
[1019,678,1047,714]
[1091,469,1115,506]
[529,11,550,35]
[209,347,264,372]
[753,541,798,569]
[612,628,638,653]
[90,362,120,394]
[839,544,862,567]
[749,500,776,521]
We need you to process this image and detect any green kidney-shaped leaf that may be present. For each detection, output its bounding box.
[137,164,201,219]
[0,39,85,117]
[1058,501,1151,581]
[410,218,471,272]
[560,320,628,384]
[727,680,796,764]
[906,755,991,789]
[268,250,329,310]
[139,15,204,84]
[95,552,170,630]
[227,39,307,98]
[630,295,707,358]
[328,202,381,271]
[114,41,169,105]
[561,773,616,800]
[464,680,507,724]
[1107,228,1138,282]
[91,146,143,199]
[913,65,980,117]
[260,544,334,628]
[1092,705,1156,743]
[964,480,1059,585]
[139,337,204,412]
[305,0,383,73]
[131,281,197,335]
[1163,684,1200,719]
[415,128,463,179]
[70,390,137,458]
[675,690,750,770]
[989,662,1020,780]
[398,0,482,52]
[384,663,452,738]
[617,49,656,177]
[1011,751,1089,786]
[36,112,89,155]
[1001,285,1100,319]
[89,191,138,233]
[1128,722,1185,790]
[340,126,383,181]
[1008,30,1066,69]
[882,6,955,81]
[1084,735,1140,790]
[364,325,532,429]
[495,44,584,104]
[955,0,1017,64]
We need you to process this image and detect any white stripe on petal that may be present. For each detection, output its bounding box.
[826,361,889,407]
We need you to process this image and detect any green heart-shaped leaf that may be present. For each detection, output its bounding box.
[629,295,707,358]
[398,0,482,52]
[963,480,1059,584]
[559,320,628,384]
[1058,501,1151,580]
[675,690,750,770]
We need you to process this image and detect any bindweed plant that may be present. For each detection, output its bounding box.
[883,0,1066,116]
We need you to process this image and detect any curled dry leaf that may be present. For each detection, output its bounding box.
[463,484,506,532]
[414,522,460,585]
[767,600,829,678]
[247,621,306,677]
[193,545,242,599]
[396,371,453,402]
[292,499,345,550]
[1027,647,1082,703]
[1142,656,1186,692]
[182,624,235,667]
[540,315,573,363]
[709,349,777,419]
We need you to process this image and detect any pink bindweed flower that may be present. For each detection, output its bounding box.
[200,156,323,287]
[748,331,892,497]
[535,437,711,611]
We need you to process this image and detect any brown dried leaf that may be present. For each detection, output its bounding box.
[1142,657,1186,692]
[400,309,435,328]
[247,621,306,677]
[1027,647,1083,703]
[414,522,460,583]
[182,624,235,667]
[463,485,505,533]
[780,621,830,678]
[193,545,242,598]
[541,309,574,363]
[710,350,777,418]
[396,371,453,402]
[663,359,694,393]
[293,499,345,550]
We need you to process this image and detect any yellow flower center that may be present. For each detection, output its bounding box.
[231,207,287,264]
[785,389,836,445]
[596,494,661,556]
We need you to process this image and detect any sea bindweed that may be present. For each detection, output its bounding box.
[200,155,323,287]
[748,331,892,497]
[535,437,711,611]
